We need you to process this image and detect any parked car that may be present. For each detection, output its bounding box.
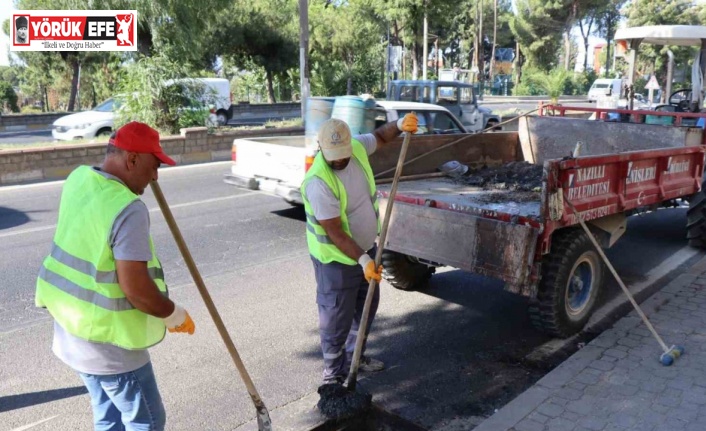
[387,80,501,132]
[52,97,119,141]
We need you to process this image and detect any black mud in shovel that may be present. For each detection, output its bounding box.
[150,181,272,431]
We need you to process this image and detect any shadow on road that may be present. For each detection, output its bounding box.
[298,269,553,429]
[270,206,306,222]
[0,386,87,413]
[0,206,33,230]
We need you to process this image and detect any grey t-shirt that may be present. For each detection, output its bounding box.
[305,134,378,251]
[52,167,153,375]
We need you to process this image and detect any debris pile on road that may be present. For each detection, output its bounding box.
[456,161,544,193]
[317,383,372,420]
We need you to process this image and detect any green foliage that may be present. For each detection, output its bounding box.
[21,105,42,114]
[0,81,19,113]
[569,70,598,95]
[116,56,217,135]
[510,0,567,71]
[516,67,570,102]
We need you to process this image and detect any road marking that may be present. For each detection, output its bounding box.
[525,245,699,363]
[0,161,231,192]
[10,415,60,431]
[0,192,257,239]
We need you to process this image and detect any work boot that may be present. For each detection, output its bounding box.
[359,356,384,372]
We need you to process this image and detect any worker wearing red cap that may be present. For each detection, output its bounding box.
[36,121,191,431]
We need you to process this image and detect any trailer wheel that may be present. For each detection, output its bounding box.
[381,250,434,291]
[529,229,604,338]
[687,188,706,248]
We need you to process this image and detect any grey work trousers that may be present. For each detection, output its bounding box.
[312,247,380,382]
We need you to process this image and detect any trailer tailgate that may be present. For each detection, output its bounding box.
[379,198,539,295]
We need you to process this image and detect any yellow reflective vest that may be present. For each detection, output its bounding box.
[301,139,380,265]
[36,166,167,350]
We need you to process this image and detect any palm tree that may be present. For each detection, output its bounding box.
[528,69,570,104]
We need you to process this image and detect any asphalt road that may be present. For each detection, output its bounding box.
[0,129,53,145]
[0,162,700,430]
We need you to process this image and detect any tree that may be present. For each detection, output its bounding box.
[595,0,626,77]
[0,81,20,113]
[212,0,298,103]
[310,0,385,95]
[510,0,566,72]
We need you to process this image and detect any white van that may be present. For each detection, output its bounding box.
[164,78,232,125]
[588,78,623,102]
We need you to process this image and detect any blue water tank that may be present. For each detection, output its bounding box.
[331,96,376,135]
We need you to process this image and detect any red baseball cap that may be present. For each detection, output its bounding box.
[110,121,176,166]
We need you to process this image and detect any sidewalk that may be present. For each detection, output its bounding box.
[472,255,706,431]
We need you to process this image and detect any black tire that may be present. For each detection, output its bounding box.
[96,128,112,137]
[687,188,706,248]
[529,229,605,338]
[216,109,229,126]
[381,250,434,291]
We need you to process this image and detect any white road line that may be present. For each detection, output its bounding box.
[0,192,257,239]
[0,161,231,192]
[10,415,60,431]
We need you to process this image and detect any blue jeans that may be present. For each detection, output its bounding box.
[78,362,166,431]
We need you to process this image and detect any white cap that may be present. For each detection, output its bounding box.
[318,118,352,161]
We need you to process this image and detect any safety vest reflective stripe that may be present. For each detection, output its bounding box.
[38,266,135,311]
[306,223,334,244]
[50,242,165,283]
[305,212,321,226]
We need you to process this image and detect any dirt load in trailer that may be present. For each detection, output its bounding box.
[374,114,706,337]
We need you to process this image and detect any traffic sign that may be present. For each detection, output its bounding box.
[645,75,660,90]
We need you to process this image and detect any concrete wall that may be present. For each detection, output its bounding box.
[0,113,67,132]
[0,126,304,186]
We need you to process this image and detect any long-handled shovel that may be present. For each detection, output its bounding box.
[150,181,272,431]
[346,129,413,391]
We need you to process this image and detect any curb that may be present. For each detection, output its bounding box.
[472,253,706,431]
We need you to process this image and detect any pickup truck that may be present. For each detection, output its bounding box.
[224,100,469,205]
[372,108,706,338]
[387,79,501,132]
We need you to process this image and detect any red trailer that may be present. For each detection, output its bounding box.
[375,108,706,337]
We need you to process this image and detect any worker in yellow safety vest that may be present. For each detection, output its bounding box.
[301,113,418,385]
[36,121,193,431]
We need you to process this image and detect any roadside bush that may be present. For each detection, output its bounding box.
[117,56,217,135]
[0,81,19,113]
[568,70,598,96]
[20,106,42,114]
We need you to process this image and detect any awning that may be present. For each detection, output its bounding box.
[615,25,706,47]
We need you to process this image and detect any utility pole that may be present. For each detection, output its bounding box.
[423,3,428,80]
[298,0,310,121]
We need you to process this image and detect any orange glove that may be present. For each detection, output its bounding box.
[163,305,195,335]
[397,113,418,134]
[358,254,382,283]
